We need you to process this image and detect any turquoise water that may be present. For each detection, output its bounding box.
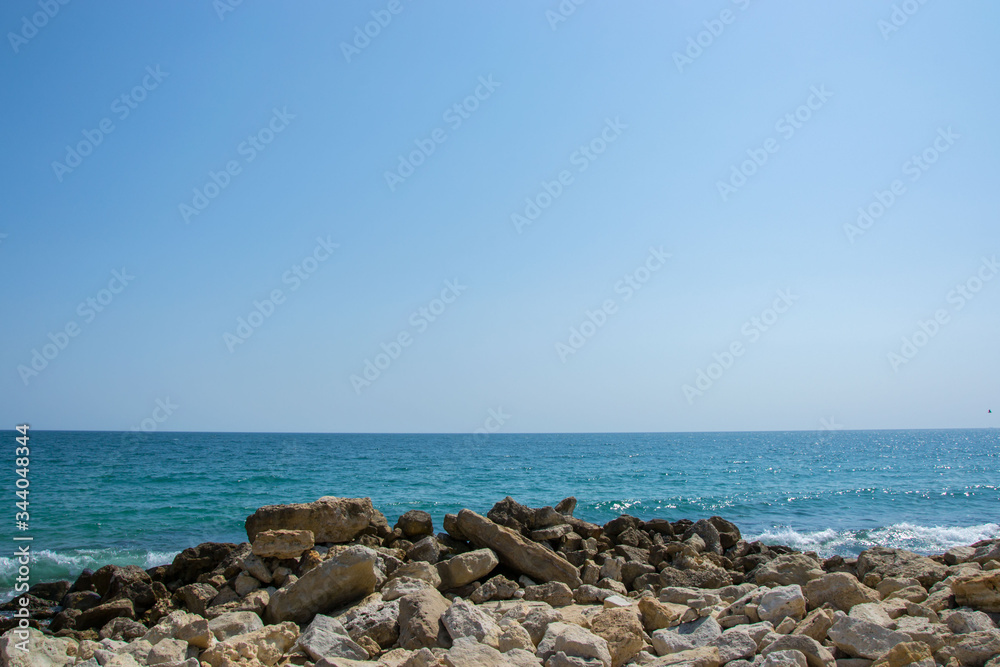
[3,429,998,599]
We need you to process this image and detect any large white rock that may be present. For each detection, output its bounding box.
[441,637,511,666]
[442,599,501,648]
[827,615,912,660]
[0,628,77,667]
[437,549,500,590]
[758,586,806,625]
[207,612,264,642]
[296,614,368,661]
[650,616,722,655]
[200,622,299,667]
[710,628,756,663]
[265,546,380,624]
[536,622,612,667]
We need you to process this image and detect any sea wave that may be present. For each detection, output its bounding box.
[749,522,1000,557]
[0,548,178,602]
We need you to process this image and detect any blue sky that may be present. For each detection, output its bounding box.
[2,1,998,433]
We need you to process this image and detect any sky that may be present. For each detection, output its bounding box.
[1,1,998,434]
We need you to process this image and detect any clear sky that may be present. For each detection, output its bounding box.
[2,1,998,433]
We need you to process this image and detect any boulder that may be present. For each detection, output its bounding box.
[0,628,77,667]
[245,496,384,544]
[382,577,435,601]
[27,581,71,603]
[952,630,1000,667]
[590,608,644,667]
[950,571,1000,612]
[441,598,500,647]
[682,520,723,556]
[970,540,1000,565]
[146,638,195,665]
[397,588,451,650]
[265,545,380,624]
[650,617,722,655]
[847,602,895,628]
[105,566,156,613]
[499,623,535,653]
[758,585,806,624]
[395,510,434,539]
[296,614,368,662]
[98,617,147,642]
[755,555,825,588]
[391,561,442,589]
[856,547,948,588]
[803,573,879,612]
[335,594,399,649]
[709,628,757,663]
[200,621,299,667]
[76,599,135,630]
[469,575,520,604]
[437,549,499,590]
[537,622,612,667]
[239,553,272,585]
[176,583,217,616]
[760,650,808,667]
[827,615,913,660]
[160,543,239,587]
[759,635,835,667]
[407,536,444,564]
[638,596,688,632]
[792,608,835,641]
[525,582,574,608]
[441,636,509,667]
[708,517,742,550]
[456,510,582,588]
[946,609,996,634]
[251,529,315,560]
[870,641,933,667]
[646,646,720,667]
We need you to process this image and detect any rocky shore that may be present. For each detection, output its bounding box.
[3,495,1000,667]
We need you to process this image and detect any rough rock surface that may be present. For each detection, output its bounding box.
[265,546,379,624]
[245,496,383,544]
[455,510,582,587]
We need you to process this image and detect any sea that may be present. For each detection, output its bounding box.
[3,429,998,601]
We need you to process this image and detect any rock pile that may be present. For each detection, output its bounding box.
[3,495,1000,667]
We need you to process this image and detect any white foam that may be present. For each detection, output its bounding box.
[749,522,1000,557]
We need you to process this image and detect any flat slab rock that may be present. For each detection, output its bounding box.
[245,496,384,544]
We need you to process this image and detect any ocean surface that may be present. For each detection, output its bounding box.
[3,429,998,600]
